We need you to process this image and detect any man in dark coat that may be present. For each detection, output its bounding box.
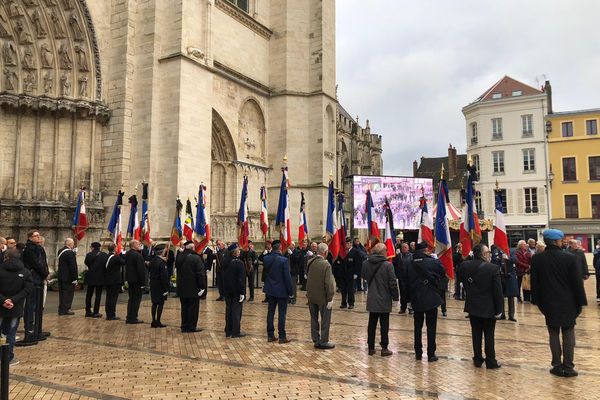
[362,243,399,356]
[223,243,246,338]
[104,243,125,320]
[57,238,78,316]
[84,242,105,318]
[125,240,146,324]
[452,243,465,300]
[340,239,360,309]
[0,249,33,365]
[404,242,445,362]
[258,240,273,302]
[492,245,518,321]
[394,242,413,313]
[460,244,503,369]
[21,229,49,343]
[242,241,258,302]
[567,239,590,280]
[289,242,305,304]
[148,245,169,328]
[214,240,226,301]
[263,240,294,343]
[531,229,587,378]
[176,241,207,332]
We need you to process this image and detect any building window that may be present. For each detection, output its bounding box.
[475,190,482,215]
[492,151,504,174]
[587,119,598,135]
[523,148,535,172]
[512,90,523,97]
[592,194,600,219]
[492,118,503,140]
[472,154,480,175]
[492,93,502,99]
[590,156,600,180]
[521,114,533,136]
[496,189,508,213]
[562,157,576,181]
[562,122,573,137]
[470,122,478,145]
[226,0,249,12]
[564,195,579,218]
[524,188,538,213]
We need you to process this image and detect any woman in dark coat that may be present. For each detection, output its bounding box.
[148,245,170,328]
[492,245,518,321]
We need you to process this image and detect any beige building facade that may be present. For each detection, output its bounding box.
[0,0,382,260]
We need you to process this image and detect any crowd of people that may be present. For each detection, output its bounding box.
[0,230,598,379]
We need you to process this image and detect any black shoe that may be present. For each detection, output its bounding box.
[225,333,232,338]
[497,314,506,320]
[398,309,406,314]
[268,336,278,342]
[509,317,517,322]
[59,311,75,316]
[368,349,376,356]
[317,343,335,350]
[348,305,354,309]
[340,304,347,309]
[279,338,292,344]
[381,349,393,357]
[262,298,268,303]
[85,313,93,318]
[232,332,247,338]
[106,316,121,321]
[408,309,414,315]
[442,311,447,317]
[518,297,523,303]
[428,355,439,362]
[550,366,563,376]
[473,358,484,368]
[216,297,224,301]
[126,319,144,324]
[415,354,422,360]
[562,368,578,377]
[151,321,159,328]
[248,297,254,302]
[92,313,103,319]
[186,328,202,333]
[486,362,502,370]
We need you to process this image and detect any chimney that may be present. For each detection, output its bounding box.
[448,144,457,179]
[413,160,419,176]
[545,80,553,114]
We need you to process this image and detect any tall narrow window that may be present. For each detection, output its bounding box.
[226,0,249,12]
[592,194,600,219]
[472,154,480,175]
[492,151,504,173]
[564,195,579,218]
[562,122,573,137]
[522,114,533,136]
[589,156,600,180]
[492,118,503,140]
[586,120,598,135]
[523,148,535,172]
[562,157,576,181]
[470,122,478,145]
[475,190,482,215]
[524,188,538,213]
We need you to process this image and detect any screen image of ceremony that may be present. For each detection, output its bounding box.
[353,175,434,230]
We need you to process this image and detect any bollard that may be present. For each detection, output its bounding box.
[0,341,9,400]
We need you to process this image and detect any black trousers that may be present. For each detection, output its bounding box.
[58,281,75,314]
[105,284,120,318]
[502,296,515,319]
[225,296,243,336]
[23,283,43,342]
[469,316,497,364]
[548,325,576,370]
[339,274,355,306]
[180,297,200,331]
[247,269,255,299]
[126,283,142,322]
[216,269,224,297]
[414,308,438,357]
[367,312,390,350]
[299,271,307,290]
[86,285,103,315]
[398,279,408,311]
[595,267,600,299]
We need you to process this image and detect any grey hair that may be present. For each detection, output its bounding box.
[372,243,387,256]
[317,243,328,255]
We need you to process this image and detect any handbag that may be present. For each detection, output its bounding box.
[522,272,531,291]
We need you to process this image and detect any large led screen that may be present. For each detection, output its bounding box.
[353,175,434,230]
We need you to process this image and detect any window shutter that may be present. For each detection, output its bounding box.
[506,189,512,215]
[486,190,494,215]
[538,187,546,214]
[517,189,524,215]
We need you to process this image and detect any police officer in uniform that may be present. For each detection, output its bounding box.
[125,240,146,324]
[104,243,125,320]
[84,242,105,318]
[177,241,207,332]
[223,243,246,337]
[148,244,169,328]
[340,238,358,309]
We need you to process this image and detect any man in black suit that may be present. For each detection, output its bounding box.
[84,242,105,318]
[215,240,226,301]
[57,238,78,316]
[176,241,207,332]
[532,229,587,378]
[125,240,146,324]
[460,244,503,369]
[223,243,246,337]
[104,243,125,320]
[21,230,49,343]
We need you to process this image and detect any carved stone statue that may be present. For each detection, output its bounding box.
[2,41,16,66]
[78,74,87,97]
[62,0,74,10]
[22,46,35,69]
[69,13,83,41]
[15,20,33,43]
[58,43,72,69]
[40,42,53,68]
[8,0,24,17]
[4,68,17,91]
[60,72,71,96]
[74,45,89,71]
[50,9,65,38]
[31,9,47,37]
[44,0,58,6]
[23,0,39,6]
[24,71,37,93]
[0,13,11,37]
[43,71,53,93]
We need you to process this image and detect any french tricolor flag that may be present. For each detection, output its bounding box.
[260,186,269,237]
[365,189,380,250]
[72,189,88,241]
[183,198,195,242]
[383,198,396,259]
[127,194,140,240]
[418,193,434,251]
[107,191,124,254]
[325,178,339,259]
[298,192,308,243]
[461,164,481,258]
[336,192,348,258]
[493,190,510,255]
[140,182,151,245]
[194,185,211,253]
[237,175,250,250]
[275,167,292,251]
[435,179,454,278]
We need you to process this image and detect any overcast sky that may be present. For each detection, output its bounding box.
[336,0,600,176]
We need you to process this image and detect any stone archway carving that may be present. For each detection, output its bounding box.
[211,109,237,162]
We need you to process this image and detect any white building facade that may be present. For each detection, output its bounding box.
[463,76,551,246]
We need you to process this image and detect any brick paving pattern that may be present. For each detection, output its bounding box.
[8,280,600,399]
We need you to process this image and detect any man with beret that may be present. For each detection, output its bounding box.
[263,240,294,343]
[176,241,206,332]
[84,242,105,318]
[531,229,587,377]
[148,244,169,328]
[223,243,246,338]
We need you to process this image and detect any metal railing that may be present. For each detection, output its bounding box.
[1,340,9,400]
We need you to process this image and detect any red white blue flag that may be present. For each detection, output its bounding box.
[127,194,140,240]
[337,192,348,258]
[140,183,151,246]
[170,198,183,246]
[383,198,396,259]
[325,178,339,259]
[418,192,434,251]
[365,189,380,250]
[237,175,250,250]
[298,192,308,243]
[183,199,194,242]
[72,189,88,241]
[434,179,454,278]
[275,167,292,251]
[107,191,124,254]
[493,190,510,255]
[260,186,269,237]
[194,185,211,253]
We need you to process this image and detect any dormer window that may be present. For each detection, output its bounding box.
[512,90,523,97]
[226,0,249,12]
[492,93,502,99]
